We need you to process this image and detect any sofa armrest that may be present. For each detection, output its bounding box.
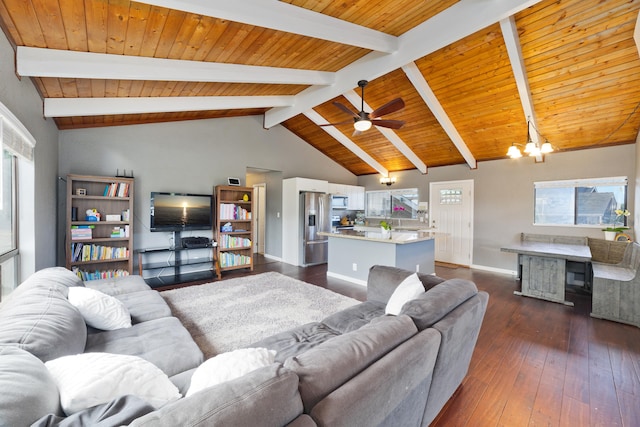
[366,265,445,304]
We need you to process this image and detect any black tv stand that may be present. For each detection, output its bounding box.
[137,231,221,288]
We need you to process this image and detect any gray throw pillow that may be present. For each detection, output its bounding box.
[400,278,478,330]
[0,286,87,362]
[0,346,62,426]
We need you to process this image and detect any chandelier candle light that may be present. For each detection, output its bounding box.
[507,120,554,159]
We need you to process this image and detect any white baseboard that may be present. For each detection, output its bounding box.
[261,253,282,262]
[326,271,367,287]
[470,263,517,277]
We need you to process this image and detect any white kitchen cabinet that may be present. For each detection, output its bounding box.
[347,185,365,210]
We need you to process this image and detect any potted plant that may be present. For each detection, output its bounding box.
[602,209,630,240]
[379,220,392,238]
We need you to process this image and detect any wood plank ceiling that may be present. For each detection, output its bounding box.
[0,0,639,176]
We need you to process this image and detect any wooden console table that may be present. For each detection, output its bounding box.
[501,241,592,306]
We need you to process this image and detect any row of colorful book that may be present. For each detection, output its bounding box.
[218,253,251,268]
[71,242,129,262]
[103,182,130,198]
[219,203,252,220]
[71,267,130,281]
[219,235,252,249]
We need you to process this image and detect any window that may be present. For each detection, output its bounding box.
[366,188,419,219]
[534,177,628,227]
[0,101,36,300]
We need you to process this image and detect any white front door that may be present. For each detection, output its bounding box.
[429,180,474,266]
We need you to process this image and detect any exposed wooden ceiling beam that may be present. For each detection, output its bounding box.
[17,47,334,86]
[137,0,397,53]
[500,16,543,162]
[402,62,476,170]
[264,0,544,128]
[303,109,388,177]
[44,96,294,117]
[342,89,428,174]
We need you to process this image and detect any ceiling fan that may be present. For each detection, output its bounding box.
[320,80,405,135]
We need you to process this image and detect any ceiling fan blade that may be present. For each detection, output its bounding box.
[333,102,360,118]
[370,98,405,119]
[319,119,354,127]
[372,119,405,129]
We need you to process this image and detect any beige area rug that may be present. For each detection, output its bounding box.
[161,272,360,359]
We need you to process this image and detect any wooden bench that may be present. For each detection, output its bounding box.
[590,241,640,328]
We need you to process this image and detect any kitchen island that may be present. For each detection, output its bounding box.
[318,229,436,285]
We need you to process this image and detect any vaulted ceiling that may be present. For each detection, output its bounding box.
[1,0,639,176]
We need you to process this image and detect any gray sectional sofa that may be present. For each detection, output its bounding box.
[0,265,488,426]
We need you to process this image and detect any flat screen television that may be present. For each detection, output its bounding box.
[150,192,213,232]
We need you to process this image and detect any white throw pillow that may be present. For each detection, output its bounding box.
[67,286,132,330]
[186,347,276,397]
[45,352,181,415]
[385,273,424,315]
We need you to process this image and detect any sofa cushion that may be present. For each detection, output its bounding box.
[187,347,276,397]
[130,364,304,427]
[0,286,86,362]
[68,286,132,330]
[84,316,203,377]
[385,272,424,315]
[32,395,155,427]
[400,278,478,330]
[321,301,385,334]
[250,322,342,363]
[367,265,445,304]
[84,275,150,296]
[0,346,62,426]
[45,353,181,415]
[111,290,172,324]
[284,314,417,413]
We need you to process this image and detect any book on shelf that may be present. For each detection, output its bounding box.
[219,203,252,220]
[103,182,130,198]
[71,267,130,281]
[219,252,252,268]
[71,228,92,240]
[70,242,129,262]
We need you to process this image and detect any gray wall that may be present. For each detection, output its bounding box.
[358,144,636,272]
[58,116,356,262]
[0,30,59,276]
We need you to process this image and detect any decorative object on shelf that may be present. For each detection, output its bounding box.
[227,177,241,186]
[76,188,86,196]
[615,233,632,242]
[380,176,396,186]
[242,194,249,202]
[85,209,100,221]
[506,118,554,160]
[602,209,631,240]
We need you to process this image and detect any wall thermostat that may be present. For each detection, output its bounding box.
[227,177,241,186]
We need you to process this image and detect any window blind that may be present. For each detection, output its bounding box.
[0,101,35,161]
[534,176,628,189]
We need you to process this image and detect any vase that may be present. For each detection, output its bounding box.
[604,231,617,241]
[380,227,391,239]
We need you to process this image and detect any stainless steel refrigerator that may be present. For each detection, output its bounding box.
[300,192,331,266]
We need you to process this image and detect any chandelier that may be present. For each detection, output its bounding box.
[380,176,396,186]
[507,119,553,159]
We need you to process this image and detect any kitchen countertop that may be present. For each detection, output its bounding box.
[319,229,436,244]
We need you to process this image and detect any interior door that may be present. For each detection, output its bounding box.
[429,180,474,266]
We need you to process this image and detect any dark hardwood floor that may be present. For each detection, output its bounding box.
[170,255,640,427]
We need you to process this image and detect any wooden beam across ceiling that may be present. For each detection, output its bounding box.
[137,0,398,53]
[402,62,477,170]
[264,0,544,128]
[44,96,294,117]
[16,47,335,86]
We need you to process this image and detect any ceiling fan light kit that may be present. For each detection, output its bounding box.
[321,80,405,133]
